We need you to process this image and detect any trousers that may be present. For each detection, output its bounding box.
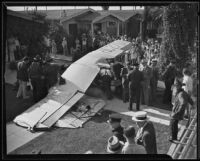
[129,87,141,110]
[169,119,179,140]
[17,80,28,98]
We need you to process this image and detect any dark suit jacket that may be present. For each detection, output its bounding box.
[128,68,144,89]
[137,121,157,154]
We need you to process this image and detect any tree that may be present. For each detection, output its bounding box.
[160,3,197,70]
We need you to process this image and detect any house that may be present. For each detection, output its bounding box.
[60,8,144,39]
[19,9,144,39]
[6,10,47,57]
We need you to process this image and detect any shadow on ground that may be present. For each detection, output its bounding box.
[5,83,34,122]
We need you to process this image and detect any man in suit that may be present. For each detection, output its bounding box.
[128,63,144,111]
[150,59,159,104]
[132,111,157,154]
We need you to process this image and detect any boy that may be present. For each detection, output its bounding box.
[122,126,146,154]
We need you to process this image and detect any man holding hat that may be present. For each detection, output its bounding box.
[169,79,194,142]
[107,113,126,143]
[128,62,144,111]
[132,111,157,154]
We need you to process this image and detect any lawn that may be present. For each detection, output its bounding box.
[10,109,171,154]
[5,82,171,155]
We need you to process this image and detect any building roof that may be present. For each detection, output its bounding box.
[18,9,84,20]
[7,10,44,24]
[60,8,99,22]
[17,9,143,22]
[100,10,143,21]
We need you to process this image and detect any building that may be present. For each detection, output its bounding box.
[60,8,143,39]
[19,9,143,39]
[6,10,47,57]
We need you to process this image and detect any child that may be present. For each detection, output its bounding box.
[122,126,146,154]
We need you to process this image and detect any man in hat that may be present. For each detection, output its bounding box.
[169,79,194,142]
[150,59,159,104]
[16,56,30,99]
[106,136,124,154]
[122,126,146,154]
[132,111,157,154]
[107,113,126,143]
[128,63,144,111]
[162,60,177,104]
[28,55,45,102]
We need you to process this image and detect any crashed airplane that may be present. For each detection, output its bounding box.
[13,40,132,131]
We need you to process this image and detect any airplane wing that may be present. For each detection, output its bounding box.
[13,40,132,130]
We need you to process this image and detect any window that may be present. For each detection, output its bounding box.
[108,21,116,27]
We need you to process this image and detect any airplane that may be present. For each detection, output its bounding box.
[13,40,132,131]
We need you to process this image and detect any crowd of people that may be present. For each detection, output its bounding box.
[16,55,63,103]
[85,111,157,154]
[13,30,197,154]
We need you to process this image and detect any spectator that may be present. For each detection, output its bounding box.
[62,37,68,56]
[107,113,126,143]
[169,79,194,142]
[16,56,30,99]
[120,63,129,103]
[106,136,124,154]
[182,68,193,121]
[122,126,146,154]
[28,55,45,103]
[150,59,159,104]
[139,59,152,107]
[51,40,57,56]
[14,37,21,60]
[162,60,177,104]
[132,111,157,154]
[128,63,144,111]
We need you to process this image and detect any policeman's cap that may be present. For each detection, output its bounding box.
[108,114,122,123]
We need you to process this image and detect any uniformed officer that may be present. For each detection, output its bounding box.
[128,63,144,111]
[107,113,126,143]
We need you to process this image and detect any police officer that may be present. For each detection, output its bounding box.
[107,113,126,143]
[128,63,144,111]
[28,55,45,102]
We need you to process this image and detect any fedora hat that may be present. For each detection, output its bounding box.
[132,111,149,122]
[107,136,124,154]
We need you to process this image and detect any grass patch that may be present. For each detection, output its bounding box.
[10,110,171,154]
